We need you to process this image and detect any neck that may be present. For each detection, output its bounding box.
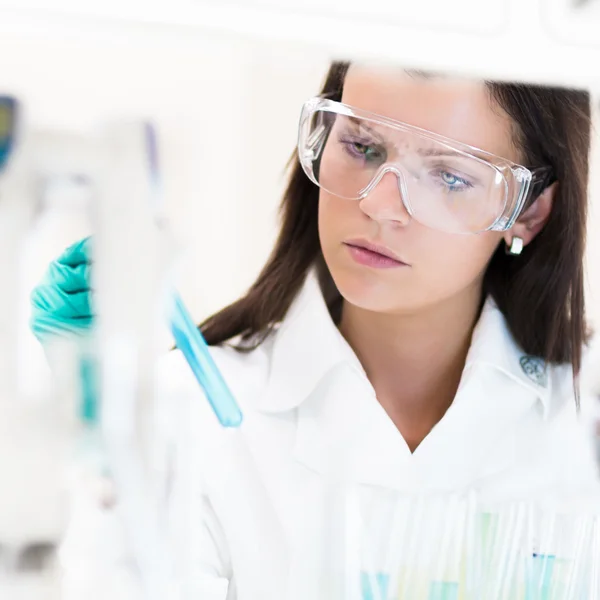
[338,286,483,450]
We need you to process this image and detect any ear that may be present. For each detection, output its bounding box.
[503,181,557,249]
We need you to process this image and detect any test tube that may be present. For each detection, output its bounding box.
[398,495,432,598]
[428,495,462,600]
[169,290,243,428]
[462,490,482,600]
[383,493,412,600]
[358,490,389,600]
[142,121,244,430]
[481,502,520,600]
[563,514,591,600]
[527,508,557,600]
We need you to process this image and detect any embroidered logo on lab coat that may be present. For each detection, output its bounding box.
[519,356,547,387]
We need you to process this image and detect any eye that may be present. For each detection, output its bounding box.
[352,142,371,155]
[437,170,472,191]
[339,136,386,163]
[441,171,460,186]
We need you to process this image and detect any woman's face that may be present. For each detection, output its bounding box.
[318,65,521,315]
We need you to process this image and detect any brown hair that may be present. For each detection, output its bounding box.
[200,61,592,392]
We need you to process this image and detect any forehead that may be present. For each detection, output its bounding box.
[341,65,519,162]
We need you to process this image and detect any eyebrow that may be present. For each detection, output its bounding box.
[346,116,486,161]
[348,118,462,155]
[417,147,465,158]
[346,116,384,140]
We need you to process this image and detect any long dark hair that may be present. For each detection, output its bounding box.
[200,61,591,388]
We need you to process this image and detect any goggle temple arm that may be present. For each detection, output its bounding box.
[522,166,555,211]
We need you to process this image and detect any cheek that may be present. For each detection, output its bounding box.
[420,231,501,292]
[375,232,502,313]
[318,192,359,249]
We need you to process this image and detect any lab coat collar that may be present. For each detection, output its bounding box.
[257,270,557,491]
[257,269,553,418]
[257,270,366,414]
[462,298,553,419]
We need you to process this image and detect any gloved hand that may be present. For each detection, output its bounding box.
[30,237,94,343]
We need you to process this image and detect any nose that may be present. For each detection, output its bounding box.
[358,169,412,226]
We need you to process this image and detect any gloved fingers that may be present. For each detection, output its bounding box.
[30,238,94,343]
[30,313,93,342]
[45,260,91,294]
[31,285,93,320]
[56,237,93,269]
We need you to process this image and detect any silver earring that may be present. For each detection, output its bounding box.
[506,236,524,256]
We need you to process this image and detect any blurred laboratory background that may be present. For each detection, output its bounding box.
[0,2,599,598]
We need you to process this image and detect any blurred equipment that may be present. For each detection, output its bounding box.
[0,96,173,599]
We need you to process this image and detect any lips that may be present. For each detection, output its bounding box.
[344,238,408,265]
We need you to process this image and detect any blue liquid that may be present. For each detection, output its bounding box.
[428,581,459,600]
[170,291,243,428]
[79,353,99,424]
[525,554,555,600]
[361,572,389,600]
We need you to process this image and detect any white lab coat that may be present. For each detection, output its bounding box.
[60,271,600,599]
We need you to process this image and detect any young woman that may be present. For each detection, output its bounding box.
[31,61,600,598]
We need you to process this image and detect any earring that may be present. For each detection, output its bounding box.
[506,236,524,256]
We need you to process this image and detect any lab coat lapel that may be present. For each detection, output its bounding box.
[292,361,538,493]
[293,363,417,491]
[257,271,351,415]
[408,366,534,491]
[407,298,549,491]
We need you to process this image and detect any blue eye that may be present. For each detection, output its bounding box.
[441,172,459,185]
[438,170,472,192]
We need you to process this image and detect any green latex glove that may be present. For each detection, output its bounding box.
[30,237,94,343]
[31,236,101,425]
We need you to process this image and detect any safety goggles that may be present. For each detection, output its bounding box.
[297,97,553,235]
